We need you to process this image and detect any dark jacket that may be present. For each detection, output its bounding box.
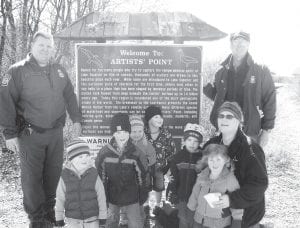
[95,138,146,206]
[61,167,99,220]
[203,53,276,137]
[167,147,202,204]
[145,126,177,174]
[204,128,268,228]
[0,54,81,139]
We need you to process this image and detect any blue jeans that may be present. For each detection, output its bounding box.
[107,203,143,228]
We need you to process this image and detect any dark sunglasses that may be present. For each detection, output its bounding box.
[217,113,235,120]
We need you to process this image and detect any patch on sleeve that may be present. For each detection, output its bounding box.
[1,73,11,87]
[57,69,65,78]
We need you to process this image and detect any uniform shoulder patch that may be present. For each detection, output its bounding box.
[57,69,65,78]
[1,73,12,87]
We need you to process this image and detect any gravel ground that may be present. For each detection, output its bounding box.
[261,82,300,228]
[1,82,300,228]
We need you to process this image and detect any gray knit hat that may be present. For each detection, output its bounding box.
[129,115,144,127]
[218,101,244,123]
[67,139,90,160]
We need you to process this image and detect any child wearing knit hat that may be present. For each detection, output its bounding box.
[167,123,205,228]
[54,139,107,228]
[118,115,153,227]
[130,115,156,171]
[144,105,177,208]
[95,113,147,228]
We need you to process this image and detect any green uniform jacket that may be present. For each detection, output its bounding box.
[0,54,81,139]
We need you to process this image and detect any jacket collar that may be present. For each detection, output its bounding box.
[64,161,94,178]
[26,53,51,69]
[226,128,251,160]
[221,52,254,70]
[109,137,136,157]
[181,146,201,157]
[199,166,231,183]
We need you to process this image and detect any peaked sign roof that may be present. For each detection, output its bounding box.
[55,11,227,41]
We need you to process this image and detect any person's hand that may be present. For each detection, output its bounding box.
[99,219,106,227]
[212,194,230,209]
[54,220,65,227]
[73,122,82,138]
[258,130,270,147]
[186,208,194,221]
[5,138,20,153]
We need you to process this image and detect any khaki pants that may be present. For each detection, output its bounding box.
[66,218,99,228]
[230,220,260,228]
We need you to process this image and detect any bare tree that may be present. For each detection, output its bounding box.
[0,0,8,75]
[20,0,29,58]
[6,0,16,64]
[18,0,49,58]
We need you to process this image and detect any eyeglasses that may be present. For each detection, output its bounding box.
[217,113,235,120]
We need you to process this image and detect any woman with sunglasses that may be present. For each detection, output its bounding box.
[204,101,268,228]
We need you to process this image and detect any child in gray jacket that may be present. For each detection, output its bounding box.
[55,139,107,228]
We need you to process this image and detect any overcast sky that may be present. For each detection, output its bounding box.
[164,0,300,75]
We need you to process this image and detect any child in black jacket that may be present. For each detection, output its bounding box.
[167,123,205,228]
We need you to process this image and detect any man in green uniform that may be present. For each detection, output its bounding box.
[0,31,82,228]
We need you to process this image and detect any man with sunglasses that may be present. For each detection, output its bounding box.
[203,31,276,147]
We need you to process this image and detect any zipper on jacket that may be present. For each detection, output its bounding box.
[185,153,193,196]
[204,187,210,217]
[78,177,85,220]
[46,64,53,88]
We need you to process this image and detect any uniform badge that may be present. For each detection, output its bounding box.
[250,75,256,84]
[1,73,11,87]
[256,106,264,118]
[233,156,238,162]
[57,69,64,78]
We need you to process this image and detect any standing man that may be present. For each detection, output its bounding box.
[203,31,276,147]
[0,31,82,228]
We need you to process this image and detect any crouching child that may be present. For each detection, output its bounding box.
[54,139,107,228]
[95,113,147,228]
